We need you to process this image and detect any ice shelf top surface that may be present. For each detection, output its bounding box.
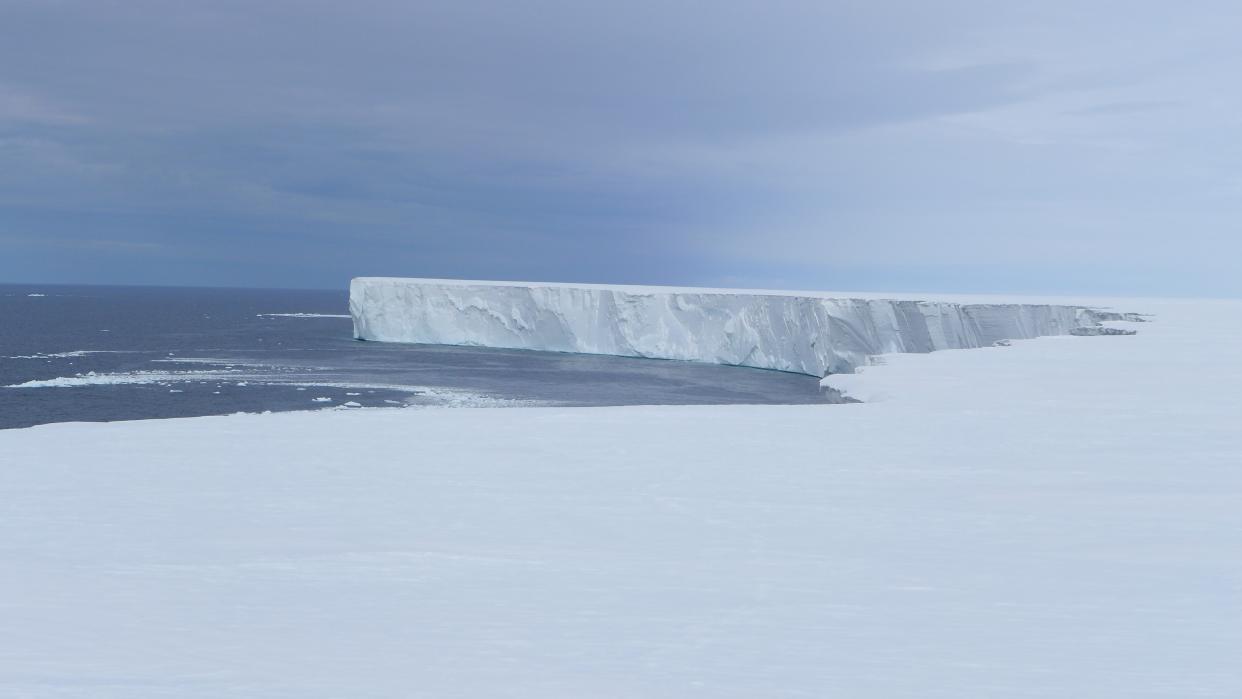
[351,277,1144,309]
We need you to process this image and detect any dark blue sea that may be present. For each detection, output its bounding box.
[0,284,837,429]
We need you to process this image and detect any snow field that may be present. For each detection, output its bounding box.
[1,298,1238,697]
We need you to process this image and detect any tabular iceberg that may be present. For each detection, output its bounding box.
[350,278,1133,377]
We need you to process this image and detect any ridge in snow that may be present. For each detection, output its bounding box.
[350,278,1138,377]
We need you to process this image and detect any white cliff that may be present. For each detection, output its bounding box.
[350,278,1130,377]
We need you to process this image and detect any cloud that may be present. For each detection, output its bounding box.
[1,0,1240,294]
[0,84,87,125]
[0,233,165,253]
[1064,100,1178,117]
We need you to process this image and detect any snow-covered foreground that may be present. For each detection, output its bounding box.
[2,298,1240,697]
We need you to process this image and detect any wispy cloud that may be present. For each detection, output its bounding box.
[1065,100,1178,117]
[0,233,165,253]
[0,83,87,125]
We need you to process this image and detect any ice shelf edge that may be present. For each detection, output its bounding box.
[349,277,1138,377]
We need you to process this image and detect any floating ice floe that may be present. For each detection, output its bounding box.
[3,363,533,409]
[6,350,129,360]
[257,313,351,319]
[4,370,247,389]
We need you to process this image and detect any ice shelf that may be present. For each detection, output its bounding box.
[350,277,1135,376]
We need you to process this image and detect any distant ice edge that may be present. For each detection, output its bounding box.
[350,278,1138,378]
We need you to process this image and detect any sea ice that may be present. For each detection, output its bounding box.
[257,313,352,319]
[0,298,1235,698]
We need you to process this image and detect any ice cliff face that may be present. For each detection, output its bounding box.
[350,278,1126,377]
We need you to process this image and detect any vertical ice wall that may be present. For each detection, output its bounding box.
[350,278,1112,376]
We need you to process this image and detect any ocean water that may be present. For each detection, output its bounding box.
[1,284,838,429]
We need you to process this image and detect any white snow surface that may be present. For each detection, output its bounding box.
[2,298,1241,697]
[350,277,1124,375]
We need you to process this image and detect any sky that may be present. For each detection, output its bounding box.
[1,0,1240,295]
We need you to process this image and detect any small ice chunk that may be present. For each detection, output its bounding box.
[1070,326,1138,336]
[312,397,332,403]
[342,401,362,408]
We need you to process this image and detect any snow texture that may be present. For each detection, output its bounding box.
[2,298,1240,697]
[350,278,1124,375]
